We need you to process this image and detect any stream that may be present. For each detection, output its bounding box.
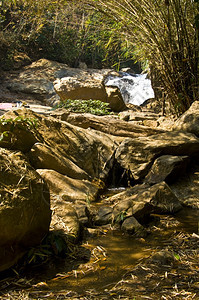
[15,207,198,299]
[105,72,155,106]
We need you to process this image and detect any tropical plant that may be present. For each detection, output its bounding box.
[56,99,114,115]
[85,0,199,114]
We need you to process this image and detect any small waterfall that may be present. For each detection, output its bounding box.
[105,72,154,106]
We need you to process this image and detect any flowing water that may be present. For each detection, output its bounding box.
[105,72,155,106]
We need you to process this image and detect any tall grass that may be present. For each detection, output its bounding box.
[88,0,199,114]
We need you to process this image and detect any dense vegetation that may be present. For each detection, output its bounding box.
[0,0,135,70]
[0,0,198,114]
[55,99,113,115]
[86,0,199,114]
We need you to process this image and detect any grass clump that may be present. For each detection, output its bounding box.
[56,99,113,116]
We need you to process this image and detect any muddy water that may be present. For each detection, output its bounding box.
[47,232,151,293]
[27,208,198,295]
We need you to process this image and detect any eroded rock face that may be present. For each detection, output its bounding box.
[115,131,199,181]
[50,110,164,140]
[50,201,80,242]
[145,155,189,184]
[30,143,89,180]
[173,101,199,136]
[37,169,99,202]
[1,108,117,182]
[0,148,51,271]
[6,59,67,103]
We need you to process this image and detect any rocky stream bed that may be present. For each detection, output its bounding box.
[0,59,198,299]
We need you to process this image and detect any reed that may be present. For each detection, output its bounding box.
[87,0,199,114]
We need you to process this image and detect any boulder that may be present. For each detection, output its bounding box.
[2,108,117,182]
[132,182,182,220]
[145,155,189,184]
[121,216,147,237]
[115,131,199,181]
[37,169,99,202]
[53,69,126,112]
[173,101,199,136]
[94,206,113,226]
[112,182,182,225]
[6,59,64,102]
[29,143,89,180]
[50,110,164,140]
[73,203,92,226]
[150,249,176,265]
[105,86,126,111]
[50,200,80,242]
[6,59,122,108]
[170,163,199,209]
[0,148,51,271]
[103,184,149,205]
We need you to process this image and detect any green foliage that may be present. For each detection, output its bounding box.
[0,116,37,130]
[25,232,68,265]
[114,210,127,224]
[0,116,37,142]
[174,253,181,261]
[0,0,135,69]
[87,0,199,114]
[56,99,113,115]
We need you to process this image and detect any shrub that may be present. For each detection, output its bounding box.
[56,99,113,115]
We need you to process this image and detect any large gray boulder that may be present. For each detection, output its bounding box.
[0,148,51,271]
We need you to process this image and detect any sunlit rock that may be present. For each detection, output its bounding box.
[37,169,99,202]
[173,101,199,136]
[116,131,199,181]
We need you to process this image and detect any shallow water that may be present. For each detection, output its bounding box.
[25,208,198,295]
